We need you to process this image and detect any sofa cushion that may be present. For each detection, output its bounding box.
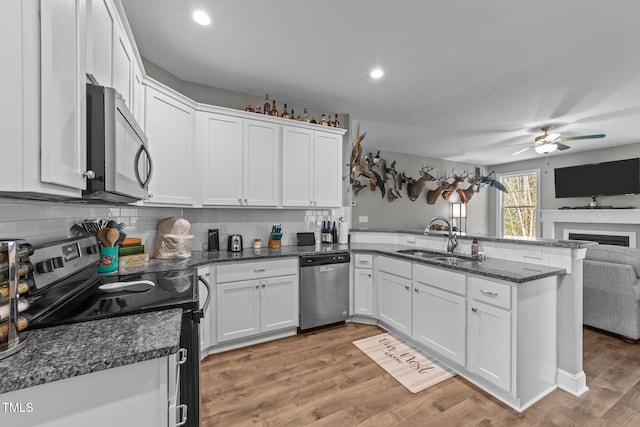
[585,245,640,277]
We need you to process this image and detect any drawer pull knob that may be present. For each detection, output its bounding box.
[404,285,410,291]
[471,307,478,313]
[480,289,498,296]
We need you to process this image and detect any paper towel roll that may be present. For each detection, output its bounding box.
[338,222,349,244]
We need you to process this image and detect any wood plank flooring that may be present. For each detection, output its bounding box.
[200,323,640,426]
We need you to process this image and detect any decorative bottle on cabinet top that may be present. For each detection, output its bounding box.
[270,100,278,117]
[333,113,340,128]
[245,101,255,112]
[263,94,271,116]
[303,108,309,123]
[281,103,290,119]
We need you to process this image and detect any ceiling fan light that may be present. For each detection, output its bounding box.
[534,143,557,154]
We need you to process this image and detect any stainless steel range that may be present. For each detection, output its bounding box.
[26,235,210,427]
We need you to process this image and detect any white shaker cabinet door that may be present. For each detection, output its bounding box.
[40,0,87,191]
[354,268,374,316]
[144,86,196,205]
[87,0,114,88]
[198,111,244,206]
[260,275,299,332]
[467,300,511,392]
[112,20,133,108]
[282,127,313,207]
[216,279,261,342]
[412,282,466,366]
[377,271,412,336]
[312,131,342,207]
[243,119,280,206]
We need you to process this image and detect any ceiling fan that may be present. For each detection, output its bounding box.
[511,126,606,155]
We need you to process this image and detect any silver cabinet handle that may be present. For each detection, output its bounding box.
[148,193,154,198]
[83,170,96,180]
[177,348,188,365]
[262,284,266,288]
[367,274,372,277]
[244,198,248,204]
[255,285,259,289]
[176,404,188,426]
[472,307,478,313]
[198,275,212,319]
[254,268,266,273]
[480,289,498,296]
[404,285,410,291]
[238,198,242,204]
[358,260,369,264]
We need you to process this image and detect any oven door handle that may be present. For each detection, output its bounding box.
[198,275,212,319]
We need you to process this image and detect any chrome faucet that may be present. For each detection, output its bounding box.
[425,217,458,253]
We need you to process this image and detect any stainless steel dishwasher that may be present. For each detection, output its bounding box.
[299,252,350,330]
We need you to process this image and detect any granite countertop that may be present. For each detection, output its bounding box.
[117,241,565,283]
[348,243,565,283]
[0,309,182,395]
[350,227,598,249]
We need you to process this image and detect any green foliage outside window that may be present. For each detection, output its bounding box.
[501,174,537,238]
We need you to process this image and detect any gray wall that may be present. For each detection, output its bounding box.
[487,142,640,235]
[349,141,490,234]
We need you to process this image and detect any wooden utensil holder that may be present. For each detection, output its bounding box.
[268,232,281,249]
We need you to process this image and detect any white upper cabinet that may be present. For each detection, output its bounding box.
[144,84,196,205]
[198,110,280,207]
[40,0,88,191]
[198,111,244,205]
[243,120,280,206]
[112,20,133,108]
[86,0,114,87]
[282,128,343,207]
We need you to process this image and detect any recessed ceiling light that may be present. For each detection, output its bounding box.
[370,68,384,79]
[192,10,211,26]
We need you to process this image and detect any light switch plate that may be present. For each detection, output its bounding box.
[359,216,368,223]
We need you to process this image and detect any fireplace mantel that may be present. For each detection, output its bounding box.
[541,209,640,239]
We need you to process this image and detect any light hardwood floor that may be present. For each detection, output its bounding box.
[200,323,640,426]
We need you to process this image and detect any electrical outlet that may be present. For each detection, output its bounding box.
[359,216,368,223]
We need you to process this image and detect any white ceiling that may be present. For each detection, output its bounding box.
[121,0,640,166]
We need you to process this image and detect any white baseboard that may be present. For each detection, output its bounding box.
[557,368,589,396]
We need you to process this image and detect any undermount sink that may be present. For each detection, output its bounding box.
[397,249,473,264]
[396,249,446,258]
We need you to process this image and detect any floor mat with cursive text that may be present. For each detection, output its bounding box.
[353,333,456,393]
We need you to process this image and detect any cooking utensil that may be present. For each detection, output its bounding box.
[106,228,120,247]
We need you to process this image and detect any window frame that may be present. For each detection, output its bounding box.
[496,169,540,239]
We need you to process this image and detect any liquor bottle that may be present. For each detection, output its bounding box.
[321,114,327,126]
[303,108,309,123]
[270,100,279,117]
[245,101,255,113]
[263,94,271,116]
[289,109,296,120]
[281,103,290,119]
[331,222,337,244]
[333,114,340,128]
[296,112,302,121]
[310,115,317,124]
[255,105,262,114]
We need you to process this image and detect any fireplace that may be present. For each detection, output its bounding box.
[567,232,630,247]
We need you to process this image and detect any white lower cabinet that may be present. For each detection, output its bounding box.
[0,356,173,427]
[467,299,511,391]
[376,257,413,336]
[354,268,374,316]
[412,264,466,366]
[215,259,299,343]
[197,266,213,358]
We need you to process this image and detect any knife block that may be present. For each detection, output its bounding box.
[268,232,281,249]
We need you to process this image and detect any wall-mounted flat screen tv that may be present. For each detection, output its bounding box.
[554,158,640,198]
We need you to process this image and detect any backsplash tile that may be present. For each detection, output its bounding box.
[0,199,344,253]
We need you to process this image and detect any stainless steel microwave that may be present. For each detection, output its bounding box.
[84,84,152,204]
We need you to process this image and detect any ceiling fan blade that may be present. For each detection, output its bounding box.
[558,133,606,142]
[512,146,531,155]
[555,142,571,151]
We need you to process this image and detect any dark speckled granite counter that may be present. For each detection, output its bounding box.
[117,242,565,284]
[0,309,182,395]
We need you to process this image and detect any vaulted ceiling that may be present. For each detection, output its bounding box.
[122,0,640,166]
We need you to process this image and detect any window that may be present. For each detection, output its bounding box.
[497,170,539,239]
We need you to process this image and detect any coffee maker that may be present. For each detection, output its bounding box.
[227,234,243,252]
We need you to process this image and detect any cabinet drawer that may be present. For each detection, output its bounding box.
[354,254,373,269]
[414,264,466,296]
[376,256,412,279]
[217,258,298,283]
[468,277,511,310]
